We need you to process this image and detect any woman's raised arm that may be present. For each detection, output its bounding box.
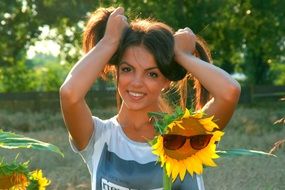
[174,28,241,130]
[59,7,128,150]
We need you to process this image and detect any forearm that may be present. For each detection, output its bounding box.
[60,38,117,103]
[176,53,240,100]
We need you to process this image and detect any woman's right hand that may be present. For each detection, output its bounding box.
[103,7,129,48]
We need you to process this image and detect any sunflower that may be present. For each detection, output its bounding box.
[151,108,224,182]
[29,170,51,190]
[0,172,29,190]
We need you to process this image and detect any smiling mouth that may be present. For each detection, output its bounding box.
[128,91,146,99]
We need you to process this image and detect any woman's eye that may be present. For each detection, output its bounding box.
[121,67,132,73]
[148,72,158,78]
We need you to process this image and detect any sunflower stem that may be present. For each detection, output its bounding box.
[163,166,172,190]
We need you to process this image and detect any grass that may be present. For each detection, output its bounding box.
[1,102,284,189]
[204,127,285,190]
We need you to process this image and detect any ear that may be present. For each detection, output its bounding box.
[162,80,171,92]
[165,80,171,88]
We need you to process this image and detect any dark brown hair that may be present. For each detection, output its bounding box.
[109,19,187,81]
[83,7,116,53]
[82,7,212,111]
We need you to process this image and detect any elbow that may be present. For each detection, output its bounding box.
[59,84,81,105]
[222,82,241,104]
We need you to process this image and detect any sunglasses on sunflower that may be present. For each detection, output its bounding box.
[162,134,213,150]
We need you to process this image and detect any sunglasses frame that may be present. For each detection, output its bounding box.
[162,134,213,150]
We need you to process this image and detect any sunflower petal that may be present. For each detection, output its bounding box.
[190,155,203,174]
[168,123,175,130]
[196,148,217,167]
[199,116,219,131]
[183,108,190,118]
[152,150,159,156]
[171,160,180,182]
[179,162,187,181]
[176,122,185,129]
[185,158,194,176]
[212,152,220,159]
[211,131,224,141]
[152,146,163,155]
[151,141,161,149]
[166,160,172,177]
[192,111,203,119]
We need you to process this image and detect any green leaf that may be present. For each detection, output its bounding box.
[216,149,276,157]
[148,106,185,135]
[0,130,64,157]
[0,159,29,176]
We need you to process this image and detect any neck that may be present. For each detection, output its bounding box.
[117,104,155,129]
[116,103,160,142]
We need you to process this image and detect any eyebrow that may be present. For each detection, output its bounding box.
[119,62,159,71]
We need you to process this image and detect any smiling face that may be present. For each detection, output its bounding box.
[117,45,170,111]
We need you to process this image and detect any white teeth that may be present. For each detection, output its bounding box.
[129,91,144,97]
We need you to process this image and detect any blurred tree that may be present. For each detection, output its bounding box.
[239,0,285,85]
[27,54,71,91]
[112,0,285,85]
[0,0,42,92]
[1,60,36,92]
[0,0,41,66]
[0,0,284,92]
[203,0,285,85]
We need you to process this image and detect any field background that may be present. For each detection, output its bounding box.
[1,102,284,190]
[1,1,285,189]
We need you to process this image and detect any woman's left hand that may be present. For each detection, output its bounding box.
[174,27,196,62]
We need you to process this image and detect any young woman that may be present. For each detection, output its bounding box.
[60,7,240,190]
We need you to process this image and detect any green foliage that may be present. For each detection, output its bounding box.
[269,62,285,85]
[0,159,51,189]
[201,0,283,84]
[0,61,37,92]
[0,129,64,157]
[0,159,29,176]
[216,149,276,157]
[0,54,69,92]
[0,126,63,189]
[29,56,70,92]
[148,107,185,134]
[0,0,41,66]
[0,0,284,92]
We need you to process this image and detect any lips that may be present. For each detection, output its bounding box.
[127,90,146,100]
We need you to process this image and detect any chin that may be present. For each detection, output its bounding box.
[123,101,157,112]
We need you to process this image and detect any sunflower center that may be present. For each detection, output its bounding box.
[164,142,199,160]
[163,118,209,160]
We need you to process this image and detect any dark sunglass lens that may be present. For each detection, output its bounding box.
[190,134,213,150]
[163,134,186,150]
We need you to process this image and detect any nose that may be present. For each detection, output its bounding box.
[131,73,144,87]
